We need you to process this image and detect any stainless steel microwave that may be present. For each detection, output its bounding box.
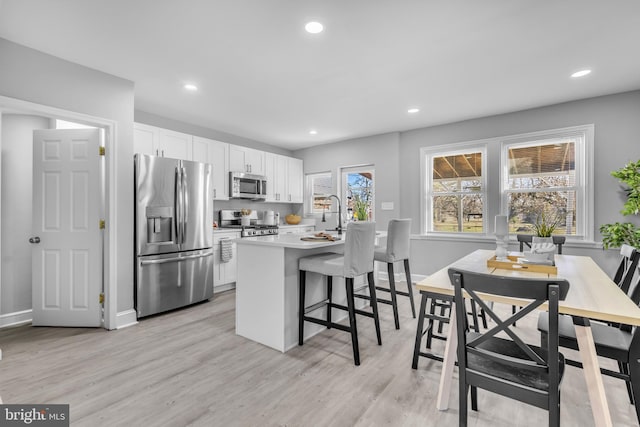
[230,172,267,200]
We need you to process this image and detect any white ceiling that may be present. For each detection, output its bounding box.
[2,1,640,150]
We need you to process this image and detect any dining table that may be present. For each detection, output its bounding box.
[416,249,640,427]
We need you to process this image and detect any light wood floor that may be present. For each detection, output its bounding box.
[1,285,638,426]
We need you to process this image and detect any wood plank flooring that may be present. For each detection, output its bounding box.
[1,285,638,426]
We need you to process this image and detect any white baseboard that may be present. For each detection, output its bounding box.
[0,309,32,328]
[115,309,138,329]
[214,283,236,294]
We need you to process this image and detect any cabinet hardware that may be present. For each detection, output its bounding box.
[99,146,106,156]
[99,293,105,304]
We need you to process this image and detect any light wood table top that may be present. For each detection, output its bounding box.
[416,249,640,326]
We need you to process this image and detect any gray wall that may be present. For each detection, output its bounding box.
[294,132,401,231]
[0,114,49,314]
[295,91,640,277]
[0,38,136,318]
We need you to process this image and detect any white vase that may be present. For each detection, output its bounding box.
[529,236,555,263]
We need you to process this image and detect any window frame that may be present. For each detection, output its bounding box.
[500,124,594,241]
[304,171,333,216]
[341,165,375,222]
[421,142,488,236]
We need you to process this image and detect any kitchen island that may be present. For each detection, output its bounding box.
[235,232,374,352]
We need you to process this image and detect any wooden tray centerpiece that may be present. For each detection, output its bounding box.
[487,255,557,274]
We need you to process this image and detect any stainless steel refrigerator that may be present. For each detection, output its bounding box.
[134,154,214,318]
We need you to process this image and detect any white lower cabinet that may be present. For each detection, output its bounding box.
[213,231,240,291]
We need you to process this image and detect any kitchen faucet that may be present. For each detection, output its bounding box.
[321,194,343,235]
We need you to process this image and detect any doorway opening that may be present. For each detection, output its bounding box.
[0,95,116,330]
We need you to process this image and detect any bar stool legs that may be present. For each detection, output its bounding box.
[374,259,416,330]
[299,270,382,366]
[404,259,416,318]
[345,277,360,365]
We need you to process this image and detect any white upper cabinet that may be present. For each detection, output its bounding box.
[133,123,192,161]
[229,145,265,175]
[133,123,159,156]
[157,128,192,160]
[193,136,229,200]
[265,153,288,202]
[287,157,304,203]
[133,123,302,203]
[264,153,303,203]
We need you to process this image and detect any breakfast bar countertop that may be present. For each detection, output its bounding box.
[235,232,345,249]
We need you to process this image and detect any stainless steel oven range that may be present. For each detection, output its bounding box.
[219,209,279,237]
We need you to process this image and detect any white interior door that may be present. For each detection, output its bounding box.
[31,129,103,327]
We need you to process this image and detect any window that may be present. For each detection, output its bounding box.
[305,172,332,214]
[421,125,594,241]
[502,125,593,239]
[341,166,374,221]
[424,145,487,233]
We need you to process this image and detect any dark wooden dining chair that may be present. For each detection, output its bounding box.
[449,268,570,427]
[538,273,640,423]
[517,234,566,254]
[613,244,639,294]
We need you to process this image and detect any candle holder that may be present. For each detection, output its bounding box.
[495,235,508,260]
[495,215,509,261]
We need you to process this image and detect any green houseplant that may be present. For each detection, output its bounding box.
[353,195,369,221]
[600,159,640,249]
[531,211,562,237]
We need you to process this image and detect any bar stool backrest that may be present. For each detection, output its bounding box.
[385,219,411,262]
[343,222,376,278]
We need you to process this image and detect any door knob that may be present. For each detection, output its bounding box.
[29,237,41,244]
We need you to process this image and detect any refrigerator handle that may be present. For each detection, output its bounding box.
[139,251,213,266]
[182,166,188,244]
[174,166,182,245]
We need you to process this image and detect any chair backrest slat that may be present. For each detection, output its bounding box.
[517,234,565,255]
[613,245,639,295]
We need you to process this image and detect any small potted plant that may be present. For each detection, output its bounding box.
[240,208,252,226]
[353,195,368,221]
[527,211,562,263]
[531,211,562,238]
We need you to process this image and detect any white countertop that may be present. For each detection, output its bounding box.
[235,232,345,249]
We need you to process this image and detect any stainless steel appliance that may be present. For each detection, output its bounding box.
[219,209,279,237]
[135,154,214,318]
[230,172,267,200]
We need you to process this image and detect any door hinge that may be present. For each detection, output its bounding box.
[99,293,105,304]
[99,146,106,156]
[99,219,106,229]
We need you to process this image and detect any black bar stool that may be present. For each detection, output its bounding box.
[298,222,381,366]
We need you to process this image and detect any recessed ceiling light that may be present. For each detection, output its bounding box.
[408,108,420,114]
[309,130,318,135]
[305,22,323,34]
[571,69,591,78]
[184,83,198,91]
